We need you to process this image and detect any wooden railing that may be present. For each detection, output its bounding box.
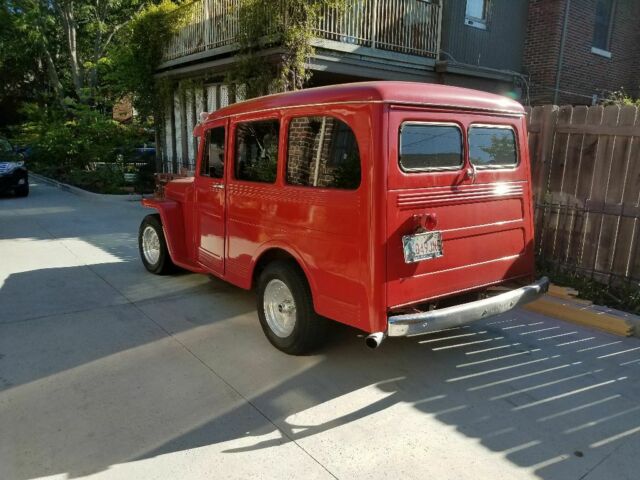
[162,0,442,63]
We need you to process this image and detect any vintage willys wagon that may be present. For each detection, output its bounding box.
[138,82,548,354]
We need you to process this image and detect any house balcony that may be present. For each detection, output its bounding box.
[158,0,442,82]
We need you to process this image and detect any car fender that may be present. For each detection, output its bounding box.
[250,240,320,308]
[141,197,196,270]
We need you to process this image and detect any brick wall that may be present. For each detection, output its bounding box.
[524,0,640,105]
[287,117,338,188]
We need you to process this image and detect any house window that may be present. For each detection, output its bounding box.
[465,0,487,30]
[592,0,615,54]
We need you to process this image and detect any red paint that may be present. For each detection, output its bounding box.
[143,82,535,334]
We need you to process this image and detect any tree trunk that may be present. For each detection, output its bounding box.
[42,48,64,103]
[56,0,83,99]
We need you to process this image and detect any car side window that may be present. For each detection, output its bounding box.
[235,120,279,183]
[200,127,225,179]
[287,116,361,190]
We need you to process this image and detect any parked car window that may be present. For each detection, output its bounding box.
[468,126,517,168]
[399,123,463,171]
[287,116,361,190]
[201,127,225,178]
[235,120,279,183]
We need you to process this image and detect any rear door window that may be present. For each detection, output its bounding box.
[468,126,518,168]
[399,123,463,171]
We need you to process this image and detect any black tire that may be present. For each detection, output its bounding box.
[15,179,29,197]
[138,214,175,275]
[257,261,327,355]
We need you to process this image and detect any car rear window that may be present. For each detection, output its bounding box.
[399,123,463,171]
[468,126,517,168]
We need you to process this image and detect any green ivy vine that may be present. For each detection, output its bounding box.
[227,0,346,99]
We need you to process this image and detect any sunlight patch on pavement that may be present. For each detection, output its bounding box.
[0,237,123,288]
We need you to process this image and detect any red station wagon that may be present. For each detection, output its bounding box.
[138,82,548,354]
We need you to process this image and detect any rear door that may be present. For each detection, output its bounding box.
[386,108,534,309]
[194,120,227,275]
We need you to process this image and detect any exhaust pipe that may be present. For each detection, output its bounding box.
[365,332,387,349]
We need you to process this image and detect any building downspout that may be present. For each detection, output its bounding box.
[554,0,571,105]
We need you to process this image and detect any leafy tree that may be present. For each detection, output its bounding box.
[0,0,66,123]
[0,0,155,111]
[106,0,186,118]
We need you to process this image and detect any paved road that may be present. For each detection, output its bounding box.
[2,181,640,480]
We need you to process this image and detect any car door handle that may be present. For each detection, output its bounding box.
[211,183,225,190]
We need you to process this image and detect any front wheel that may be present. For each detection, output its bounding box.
[257,261,327,355]
[138,214,175,275]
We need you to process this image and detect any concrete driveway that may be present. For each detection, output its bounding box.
[2,181,640,480]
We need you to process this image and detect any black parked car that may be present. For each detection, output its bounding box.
[0,137,29,197]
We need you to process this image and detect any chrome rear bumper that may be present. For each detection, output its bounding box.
[387,277,550,337]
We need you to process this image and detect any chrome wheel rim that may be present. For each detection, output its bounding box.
[264,279,297,338]
[142,226,161,265]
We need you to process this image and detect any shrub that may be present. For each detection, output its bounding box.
[15,100,151,193]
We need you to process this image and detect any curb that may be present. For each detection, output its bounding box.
[30,172,148,203]
[524,291,636,337]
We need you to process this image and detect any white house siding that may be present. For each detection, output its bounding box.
[220,85,230,108]
[164,102,174,173]
[185,88,195,171]
[207,85,218,112]
[162,83,244,172]
[236,84,246,102]
[173,90,183,170]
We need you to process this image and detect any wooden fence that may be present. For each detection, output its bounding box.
[526,104,640,285]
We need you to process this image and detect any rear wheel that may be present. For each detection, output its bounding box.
[257,261,327,355]
[138,214,175,275]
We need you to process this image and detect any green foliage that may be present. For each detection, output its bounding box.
[601,88,640,107]
[15,100,150,193]
[107,0,187,117]
[227,0,345,98]
[65,165,127,194]
[0,0,62,126]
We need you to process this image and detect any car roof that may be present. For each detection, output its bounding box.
[206,81,524,122]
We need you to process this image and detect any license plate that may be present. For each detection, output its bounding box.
[402,231,443,263]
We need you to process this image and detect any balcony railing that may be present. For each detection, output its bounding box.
[162,0,442,64]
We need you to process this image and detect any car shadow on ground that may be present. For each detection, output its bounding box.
[4,261,640,480]
[131,316,640,480]
[3,183,640,479]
